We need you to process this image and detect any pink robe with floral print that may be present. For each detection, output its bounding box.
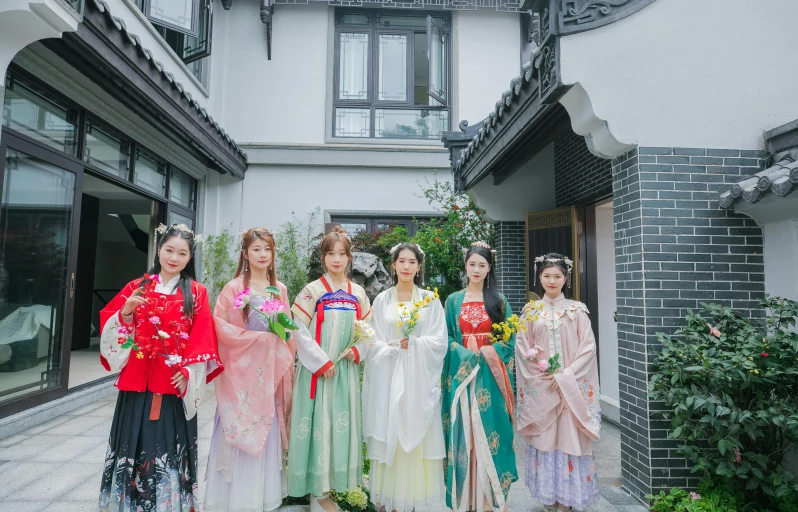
[515,294,600,456]
[212,276,297,457]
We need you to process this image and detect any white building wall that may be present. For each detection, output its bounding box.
[595,202,619,424]
[559,0,798,150]
[454,11,520,127]
[763,219,798,302]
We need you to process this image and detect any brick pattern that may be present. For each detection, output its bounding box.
[612,146,767,500]
[494,221,526,314]
[555,130,613,207]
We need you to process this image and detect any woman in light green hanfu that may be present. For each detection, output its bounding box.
[286,227,372,497]
[442,241,518,512]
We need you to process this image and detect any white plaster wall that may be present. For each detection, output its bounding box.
[763,219,798,302]
[595,202,619,423]
[454,11,520,127]
[468,143,555,222]
[212,165,446,237]
[559,0,798,150]
[210,3,330,144]
[103,0,210,103]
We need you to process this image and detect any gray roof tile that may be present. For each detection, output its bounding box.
[719,158,798,208]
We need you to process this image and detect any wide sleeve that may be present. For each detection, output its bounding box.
[552,305,600,440]
[182,284,223,382]
[514,316,561,438]
[289,285,333,376]
[99,281,138,372]
[290,285,316,328]
[478,295,516,420]
[213,282,274,353]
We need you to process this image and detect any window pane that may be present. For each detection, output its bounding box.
[169,167,197,210]
[0,149,75,402]
[3,75,78,156]
[337,222,368,235]
[375,109,448,139]
[338,13,370,25]
[377,14,448,29]
[134,149,167,196]
[84,119,130,179]
[378,34,407,102]
[147,0,195,34]
[168,210,194,229]
[335,108,371,138]
[339,32,369,100]
[429,20,447,104]
[414,32,430,105]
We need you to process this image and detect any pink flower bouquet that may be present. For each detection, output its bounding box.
[234,286,298,342]
[523,344,561,374]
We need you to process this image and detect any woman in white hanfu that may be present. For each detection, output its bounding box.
[343,242,447,512]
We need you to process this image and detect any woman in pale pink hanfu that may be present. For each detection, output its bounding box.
[205,228,328,512]
[515,253,601,512]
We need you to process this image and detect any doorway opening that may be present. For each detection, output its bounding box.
[68,173,161,388]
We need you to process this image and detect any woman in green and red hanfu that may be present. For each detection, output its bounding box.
[442,241,518,512]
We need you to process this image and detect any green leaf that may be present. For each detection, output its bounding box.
[278,312,298,330]
[271,321,287,341]
[264,286,281,297]
[120,341,132,349]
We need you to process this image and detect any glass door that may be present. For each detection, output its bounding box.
[0,131,82,417]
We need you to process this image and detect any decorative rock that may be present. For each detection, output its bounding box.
[351,252,392,301]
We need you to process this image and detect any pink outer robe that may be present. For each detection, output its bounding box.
[515,293,601,456]
[212,276,297,458]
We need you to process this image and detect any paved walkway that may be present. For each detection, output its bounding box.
[0,387,646,511]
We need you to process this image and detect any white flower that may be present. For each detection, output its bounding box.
[165,354,183,367]
[158,330,170,338]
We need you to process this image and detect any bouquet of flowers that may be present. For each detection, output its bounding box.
[523,344,561,374]
[234,286,298,342]
[489,314,523,345]
[396,287,440,337]
[337,320,376,364]
[329,487,372,512]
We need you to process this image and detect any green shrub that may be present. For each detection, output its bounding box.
[649,296,798,507]
[201,227,237,308]
[275,208,321,301]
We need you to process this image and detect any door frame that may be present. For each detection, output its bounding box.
[0,129,84,419]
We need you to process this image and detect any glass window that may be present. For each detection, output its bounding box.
[168,210,194,229]
[134,148,167,196]
[0,149,76,403]
[378,34,408,102]
[83,118,131,179]
[339,32,369,101]
[338,222,368,235]
[2,74,78,156]
[333,11,450,139]
[145,0,197,36]
[169,167,197,210]
[375,109,448,139]
[335,108,371,138]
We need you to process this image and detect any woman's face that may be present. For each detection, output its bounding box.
[324,240,349,275]
[159,236,191,276]
[245,238,273,272]
[466,253,490,286]
[392,248,420,284]
[540,266,566,297]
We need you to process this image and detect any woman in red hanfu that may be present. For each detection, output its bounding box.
[97,223,223,512]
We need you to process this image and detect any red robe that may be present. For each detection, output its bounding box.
[100,277,223,395]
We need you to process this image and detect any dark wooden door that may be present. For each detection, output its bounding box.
[525,207,581,301]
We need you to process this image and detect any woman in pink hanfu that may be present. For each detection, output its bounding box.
[515,253,601,512]
[206,228,308,512]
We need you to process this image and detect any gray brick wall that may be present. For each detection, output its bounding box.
[555,130,613,207]
[612,146,767,500]
[495,221,526,314]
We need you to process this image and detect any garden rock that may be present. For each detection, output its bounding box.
[351,252,391,300]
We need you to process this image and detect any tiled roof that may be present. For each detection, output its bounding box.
[719,158,798,208]
[87,0,247,162]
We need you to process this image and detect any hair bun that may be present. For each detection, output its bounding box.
[333,226,348,236]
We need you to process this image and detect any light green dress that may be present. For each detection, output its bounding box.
[287,276,372,497]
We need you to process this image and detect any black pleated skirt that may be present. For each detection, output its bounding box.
[98,390,198,512]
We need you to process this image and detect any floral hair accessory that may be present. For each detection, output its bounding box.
[389,243,425,257]
[462,240,497,259]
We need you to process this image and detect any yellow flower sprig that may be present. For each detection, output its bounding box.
[490,314,524,345]
[521,300,544,322]
[396,287,440,337]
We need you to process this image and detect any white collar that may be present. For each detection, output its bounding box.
[155,275,181,295]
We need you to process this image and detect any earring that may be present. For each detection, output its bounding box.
[244,260,249,273]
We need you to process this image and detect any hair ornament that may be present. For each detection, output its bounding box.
[533,254,574,288]
[390,242,425,257]
[155,223,195,237]
[462,240,498,259]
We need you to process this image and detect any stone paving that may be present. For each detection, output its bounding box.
[0,386,646,511]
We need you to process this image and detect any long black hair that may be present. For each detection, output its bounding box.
[464,244,504,325]
[145,226,197,318]
[391,243,425,287]
[535,252,571,299]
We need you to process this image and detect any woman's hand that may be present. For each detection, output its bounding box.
[121,288,147,317]
[339,348,356,362]
[171,371,188,392]
[399,337,409,350]
[323,365,337,379]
